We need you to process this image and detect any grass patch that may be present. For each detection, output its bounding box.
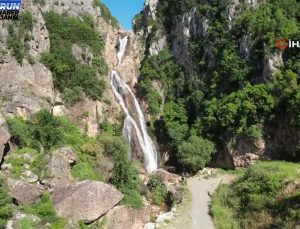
[22,193,66,228]
[210,184,240,229]
[211,161,300,229]
[0,179,13,229]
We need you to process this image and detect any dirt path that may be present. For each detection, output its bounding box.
[163,174,234,229]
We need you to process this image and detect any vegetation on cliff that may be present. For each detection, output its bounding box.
[7,11,33,65]
[42,12,108,106]
[137,0,300,171]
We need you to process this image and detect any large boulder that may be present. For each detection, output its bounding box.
[7,179,42,205]
[103,206,150,229]
[51,180,123,223]
[215,137,267,169]
[47,147,78,190]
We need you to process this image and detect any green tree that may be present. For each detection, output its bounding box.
[162,101,189,147]
[178,136,216,172]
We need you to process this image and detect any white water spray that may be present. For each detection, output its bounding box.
[110,36,158,172]
[117,36,128,64]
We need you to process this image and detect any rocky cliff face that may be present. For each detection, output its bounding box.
[134,0,299,168]
[0,0,152,227]
[0,0,145,151]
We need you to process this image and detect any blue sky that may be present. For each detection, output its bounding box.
[101,0,144,31]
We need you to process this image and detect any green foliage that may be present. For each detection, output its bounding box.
[139,49,185,115]
[147,175,168,206]
[18,217,39,229]
[100,120,121,136]
[5,148,47,178]
[210,184,240,229]
[42,12,106,105]
[7,110,63,150]
[0,180,13,229]
[71,162,103,181]
[22,193,66,228]
[233,168,283,213]
[101,136,143,208]
[211,161,300,228]
[162,101,189,147]
[138,0,300,170]
[7,110,90,179]
[93,0,119,28]
[7,11,33,64]
[19,11,33,32]
[178,136,216,173]
[92,57,108,75]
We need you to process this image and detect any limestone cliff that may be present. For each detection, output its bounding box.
[134,0,300,168]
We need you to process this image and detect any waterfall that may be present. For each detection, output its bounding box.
[117,36,128,64]
[110,36,158,172]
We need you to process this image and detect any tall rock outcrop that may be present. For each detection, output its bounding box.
[134,0,298,168]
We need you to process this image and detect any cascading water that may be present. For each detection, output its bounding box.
[110,36,158,172]
[117,36,128,64]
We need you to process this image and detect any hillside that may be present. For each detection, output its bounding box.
[0,0,299,229]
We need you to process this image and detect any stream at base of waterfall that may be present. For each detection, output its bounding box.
[110,36,158,173]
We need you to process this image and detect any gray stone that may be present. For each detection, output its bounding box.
[51,180,123,223]
[47,147,78,190]
[7,179,41,205]
[21,170,39,183]
[104,206,150,229]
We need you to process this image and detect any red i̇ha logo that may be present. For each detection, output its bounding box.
[276,38,288,51]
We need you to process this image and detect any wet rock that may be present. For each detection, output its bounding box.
[51,180,123,223]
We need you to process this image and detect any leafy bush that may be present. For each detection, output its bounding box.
[102,136,143,208]
[178,136,216,173]
[210,184,240,229]
[211,161,300,228]
[7,110,63,150]
[22,193,66,228]
[147,174,168,206]
[0,180,13,229]
[100,119,121,136]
